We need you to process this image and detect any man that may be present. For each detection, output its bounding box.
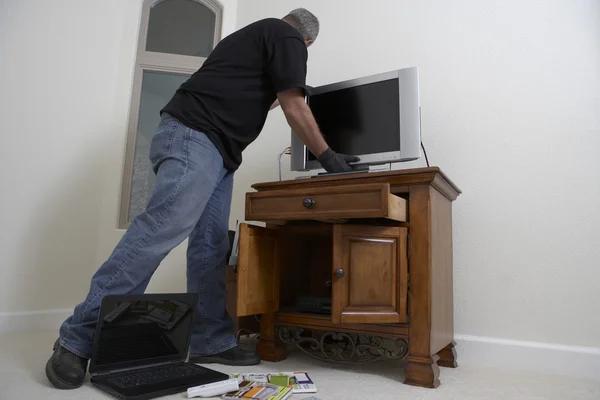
[46,8,357,389]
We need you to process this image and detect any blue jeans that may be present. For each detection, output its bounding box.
[59,114,236,358]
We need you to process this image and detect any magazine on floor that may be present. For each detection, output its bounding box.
[221,380,292,400]
[229,372,317,394]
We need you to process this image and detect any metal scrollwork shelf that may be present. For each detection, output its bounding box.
[277,326,408,364]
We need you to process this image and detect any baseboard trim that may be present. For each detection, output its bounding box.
[1,311,598,381]
[0,309,71,335]
[455,334,600,381]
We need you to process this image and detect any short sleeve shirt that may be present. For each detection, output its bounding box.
[161,18,308,170]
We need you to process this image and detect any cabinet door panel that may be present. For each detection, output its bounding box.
[332,225,408,324]
[236,224,280,316]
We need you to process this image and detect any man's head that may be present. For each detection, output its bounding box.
[283,8,319,47]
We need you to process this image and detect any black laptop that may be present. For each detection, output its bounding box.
[89,293,229,400]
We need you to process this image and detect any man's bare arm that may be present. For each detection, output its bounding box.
[276,88,328,157]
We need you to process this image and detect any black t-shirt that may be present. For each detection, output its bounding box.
[161,18,308,171]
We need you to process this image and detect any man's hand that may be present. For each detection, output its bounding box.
[317,147,360,173]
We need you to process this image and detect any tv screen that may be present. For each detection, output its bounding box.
[307,78,400,161]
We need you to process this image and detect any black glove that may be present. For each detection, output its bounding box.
[317,147,360,173]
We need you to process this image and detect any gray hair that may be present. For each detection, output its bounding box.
[283,8,319,42]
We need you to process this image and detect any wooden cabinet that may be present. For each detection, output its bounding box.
[234,223,409,324]
[227,167,461,389]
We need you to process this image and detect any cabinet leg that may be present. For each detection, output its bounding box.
[256,312,286,362]
[404,354,441,388]
[437,341,458,368]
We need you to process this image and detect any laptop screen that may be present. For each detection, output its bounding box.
[89,294,197,374]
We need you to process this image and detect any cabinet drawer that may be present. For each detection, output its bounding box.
[245,183,406,222]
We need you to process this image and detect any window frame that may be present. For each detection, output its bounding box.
[119,0,223,228]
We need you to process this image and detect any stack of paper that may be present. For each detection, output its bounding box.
[229,372,317,394]
[221,380,292,400]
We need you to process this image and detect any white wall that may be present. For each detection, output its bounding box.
[235,0,600,350]
[0,0,237,316]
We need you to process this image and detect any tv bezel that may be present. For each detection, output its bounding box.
[290,67,421,172]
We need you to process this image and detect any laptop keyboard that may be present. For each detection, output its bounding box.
[107,363,205,389]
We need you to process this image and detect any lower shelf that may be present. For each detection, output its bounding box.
[276,310,409,338]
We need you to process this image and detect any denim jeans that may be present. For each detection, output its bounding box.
[59,114,236,358]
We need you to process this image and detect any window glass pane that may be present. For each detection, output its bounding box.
[128,70,190,222]
[146,0,216,57]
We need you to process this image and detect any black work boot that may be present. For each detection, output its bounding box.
[45,339,88,389]
[189,345,260,366]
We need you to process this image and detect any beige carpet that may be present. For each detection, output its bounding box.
[1,331,598,400]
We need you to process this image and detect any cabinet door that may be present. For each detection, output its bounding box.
[332,225,408,324]
[236,224,280,316]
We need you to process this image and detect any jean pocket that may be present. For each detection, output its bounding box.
[149,117,179,170]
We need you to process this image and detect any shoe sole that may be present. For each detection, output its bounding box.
[189,356,261,366]
[45,340,84,390]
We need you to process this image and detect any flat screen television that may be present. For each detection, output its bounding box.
[290,67,421,172]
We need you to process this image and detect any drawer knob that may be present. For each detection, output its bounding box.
[302,197,316,209]
[335,268,345,278]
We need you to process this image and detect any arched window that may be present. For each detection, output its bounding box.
[120,0,222,227]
